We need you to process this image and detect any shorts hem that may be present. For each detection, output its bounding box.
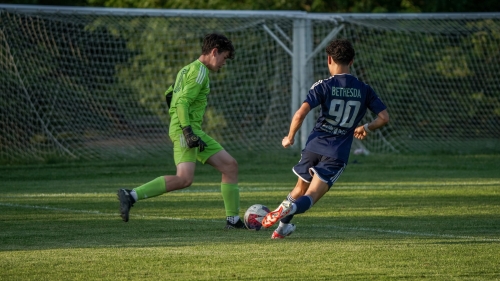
[292,167,311,183]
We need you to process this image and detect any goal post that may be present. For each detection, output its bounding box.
[1,5,499,162]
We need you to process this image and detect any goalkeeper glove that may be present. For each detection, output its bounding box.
[165,85,174,108]
[182,126,207,152]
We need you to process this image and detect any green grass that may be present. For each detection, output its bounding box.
[1,153,499,280]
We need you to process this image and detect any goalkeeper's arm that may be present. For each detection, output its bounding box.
[174,70,207,152]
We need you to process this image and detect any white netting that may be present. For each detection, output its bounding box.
[338,15,500,153]
[1,6,499,162]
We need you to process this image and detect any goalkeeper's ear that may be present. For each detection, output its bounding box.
[165,85,174,108]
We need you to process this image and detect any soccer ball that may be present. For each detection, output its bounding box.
[244,204,270,231]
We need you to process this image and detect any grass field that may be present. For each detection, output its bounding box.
[1,153,499,280]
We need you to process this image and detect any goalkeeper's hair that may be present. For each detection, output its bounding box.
[326,38,355,65]
[201,33,235,60]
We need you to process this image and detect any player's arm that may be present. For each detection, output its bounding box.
[354,109,389,140]
[175,68,207,151]
[283,102,311,148]
[175,71,202,128]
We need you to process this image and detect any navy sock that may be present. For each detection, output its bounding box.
[281,214,294,224]
[294,195,313,214]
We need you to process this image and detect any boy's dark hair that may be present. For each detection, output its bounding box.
[326,38,355,65]
[201,33,235,59]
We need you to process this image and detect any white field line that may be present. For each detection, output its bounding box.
[1,202,499,242]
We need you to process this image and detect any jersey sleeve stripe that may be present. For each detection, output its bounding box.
[196,65,206,84]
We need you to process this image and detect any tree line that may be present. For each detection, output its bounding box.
[4,0,500,13]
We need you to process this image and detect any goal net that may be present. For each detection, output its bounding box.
[1,6,499,162]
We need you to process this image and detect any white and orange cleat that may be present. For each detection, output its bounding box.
[271,224,296,239]
[261,200,293,228]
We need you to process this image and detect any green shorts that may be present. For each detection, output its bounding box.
[170,131,224,165]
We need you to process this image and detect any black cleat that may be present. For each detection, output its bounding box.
[117,189,135,222]
[224,218,247,229]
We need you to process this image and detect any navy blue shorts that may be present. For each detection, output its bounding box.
[292,149,346,188]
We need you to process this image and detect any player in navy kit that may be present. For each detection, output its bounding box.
[261,38,390,239]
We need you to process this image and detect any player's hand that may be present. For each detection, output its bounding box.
[182,126,207,152]
[282,136,294,148]
[353,125,367,140]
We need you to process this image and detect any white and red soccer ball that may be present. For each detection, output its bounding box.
[244,204,270,231]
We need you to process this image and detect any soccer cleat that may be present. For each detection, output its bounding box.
[271,224,296,239]
[117,189,135,222]
[224,218,246,229]
[261,200,293,228]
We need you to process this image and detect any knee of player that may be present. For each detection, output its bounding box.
[228,158,238,174]
[181,178,194,188]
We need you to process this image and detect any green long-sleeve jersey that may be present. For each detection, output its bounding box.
[167,59,210,136]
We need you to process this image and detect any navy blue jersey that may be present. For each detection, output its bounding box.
[303,74,387,163]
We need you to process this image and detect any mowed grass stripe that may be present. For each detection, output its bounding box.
[2,200,499,242]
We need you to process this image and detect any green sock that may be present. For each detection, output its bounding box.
[133,176,166,200]
[221,183,240,216]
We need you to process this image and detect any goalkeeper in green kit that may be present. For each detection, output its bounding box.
[118,33,245,229]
